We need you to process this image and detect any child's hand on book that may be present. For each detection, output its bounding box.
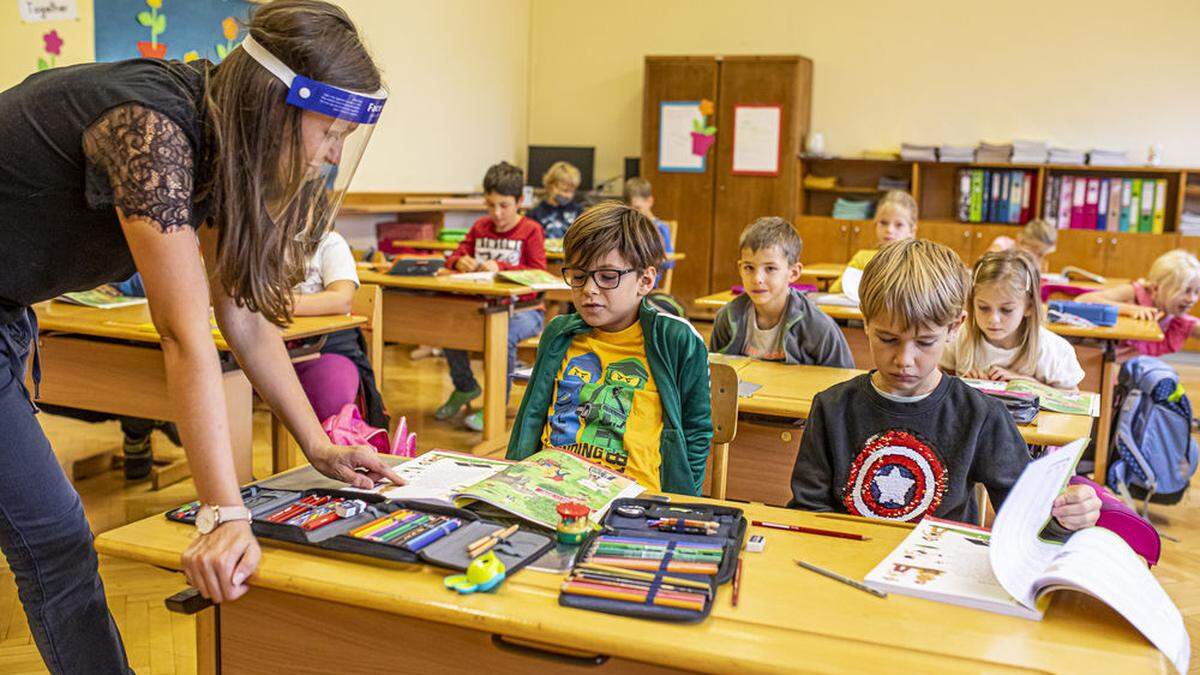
[478,260,499,273]
[454,256,480,273]
[987,366,1020,382]
[1051,483,1102,531]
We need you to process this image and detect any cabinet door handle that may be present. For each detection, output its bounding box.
[963,231,971,239]
[840,225,848,233]
[1095,237,1103,245]
[976,232,982,239]
[852,226,860,233]
[1111,237,1118,245]
[490,635,610,666]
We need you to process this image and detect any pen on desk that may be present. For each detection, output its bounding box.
[794,559,886,598]
[732,558,743,608]
[752,520,869,541]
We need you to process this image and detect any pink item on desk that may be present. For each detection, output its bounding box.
[1068,475,1161,566]
[1039,283,1090,303]
[322,403,416,457]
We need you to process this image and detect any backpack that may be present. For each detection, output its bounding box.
[322,404,416,458]
[1107,356,1199,509]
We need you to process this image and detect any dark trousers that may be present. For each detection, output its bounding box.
[0,312,130,674]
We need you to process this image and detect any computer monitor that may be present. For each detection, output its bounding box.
[527,145,595,192]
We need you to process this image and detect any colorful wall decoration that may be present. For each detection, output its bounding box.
[93,0,253,64]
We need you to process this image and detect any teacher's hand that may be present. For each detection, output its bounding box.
[182,519,259,603]
[305,440,406,489]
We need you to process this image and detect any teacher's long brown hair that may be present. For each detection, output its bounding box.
[199,0,381,325]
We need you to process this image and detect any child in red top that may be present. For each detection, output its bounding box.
[436,162,547,431]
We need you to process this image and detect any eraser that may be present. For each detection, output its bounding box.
[746,534,765,553]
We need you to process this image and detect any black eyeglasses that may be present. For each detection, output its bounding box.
[561,267,637,289]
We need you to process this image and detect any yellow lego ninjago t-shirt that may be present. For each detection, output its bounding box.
[540,321,664,489]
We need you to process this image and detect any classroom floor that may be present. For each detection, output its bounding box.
[1,344,1198,674]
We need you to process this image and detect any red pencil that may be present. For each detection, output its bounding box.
[751,520,869,541]
[732,558,743,607]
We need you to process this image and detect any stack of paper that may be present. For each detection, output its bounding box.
[877,176,911,191]
[1048,147,1086,165]
[1087,149,1133,166]
[832,198,874,219]
[937,145,975,162]
[1180,212,1200,237]
[1011,140,1049,164]
[975,142,1013,163]
[900,143,937,161]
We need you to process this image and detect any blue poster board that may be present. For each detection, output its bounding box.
[94,0,253,64]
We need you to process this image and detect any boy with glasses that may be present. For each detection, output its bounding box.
[506,203,713,494]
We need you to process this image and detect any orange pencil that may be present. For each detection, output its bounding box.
[561,581,705,611]
[732,558,743,607]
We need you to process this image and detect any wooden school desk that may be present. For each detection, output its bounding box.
[31,301,364,486]
[358,271,537,441]
[696,291,1163,485]
[94,484,1168,674]
[712,357,1096,506]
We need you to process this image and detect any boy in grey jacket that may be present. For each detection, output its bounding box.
[710,217,852,367]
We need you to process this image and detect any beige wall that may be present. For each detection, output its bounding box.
[0,0,531,193]
[527,0,1200,181]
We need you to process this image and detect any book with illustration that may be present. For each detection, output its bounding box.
[363,449,644,530]
[499,268,570,290]
[960,378,1099,416]
[57,289,147,309]
[864,440,1189,673]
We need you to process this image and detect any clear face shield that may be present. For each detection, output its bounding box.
[240,35,386,247]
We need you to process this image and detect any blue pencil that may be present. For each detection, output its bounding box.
[404,519,462,552]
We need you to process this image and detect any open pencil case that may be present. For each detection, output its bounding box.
[167,487,553,574]
[558,498,746,622]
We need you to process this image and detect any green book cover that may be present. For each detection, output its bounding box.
[1119,178,1133,232]
[969,170,984,222]
[1139,179,1155,232]
[1130,179,1143,232]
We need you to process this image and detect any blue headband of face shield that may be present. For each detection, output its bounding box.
[239,34,387,123]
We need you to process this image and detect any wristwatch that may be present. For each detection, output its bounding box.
[194,504,252,535]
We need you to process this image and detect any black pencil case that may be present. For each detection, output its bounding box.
[558,498,746,622]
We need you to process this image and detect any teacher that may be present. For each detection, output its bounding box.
[0,1,401,672]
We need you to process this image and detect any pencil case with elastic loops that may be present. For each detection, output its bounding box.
[558,498,746,622]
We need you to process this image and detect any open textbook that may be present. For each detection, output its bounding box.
[865,440,1189,673]
[960,378,1100,416]
[57,289,147,309]
[361,449,643,530]
[809,265,862,308]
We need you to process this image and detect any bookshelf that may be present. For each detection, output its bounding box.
[797,158,1200,278]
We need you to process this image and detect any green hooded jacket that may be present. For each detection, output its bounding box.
[506,299,713,495]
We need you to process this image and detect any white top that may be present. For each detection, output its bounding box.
[744,306,786,361]
[294,231,360,295]
[941,326,1084,389]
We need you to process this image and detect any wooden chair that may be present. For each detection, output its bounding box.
[707,361,739,499]
[658,220,679,295]
[271,283,383,474]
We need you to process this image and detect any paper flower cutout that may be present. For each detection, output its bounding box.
[43,30,63,56]
[699,99,714,116]
[183,50,199,63]
[222,17,238,41]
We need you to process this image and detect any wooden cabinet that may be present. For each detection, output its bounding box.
[793,216,852,264]
[644,54,812,307]
[641,57,719,309]
[1049,230,1180,279]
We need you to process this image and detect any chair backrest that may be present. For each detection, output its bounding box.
[707,361,739,499]
[658,220,679,295]
[351,283,384,387]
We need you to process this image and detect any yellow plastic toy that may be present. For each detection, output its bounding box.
[443,551,507,594]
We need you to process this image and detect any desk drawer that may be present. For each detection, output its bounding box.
[220,588,694,674]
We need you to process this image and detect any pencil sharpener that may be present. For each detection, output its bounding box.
[746,534,765,553]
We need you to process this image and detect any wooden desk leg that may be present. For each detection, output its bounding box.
[196,606,219,675]
[481,309,509,441]
[1093,342,1118,486]
[223,369,254,483]
[271,414,300,474]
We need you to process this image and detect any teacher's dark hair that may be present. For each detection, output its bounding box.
[199,0,381,326]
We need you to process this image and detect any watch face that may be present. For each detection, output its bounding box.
[196,506,216,534]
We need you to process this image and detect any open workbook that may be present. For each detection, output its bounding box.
[960,377,1100,416]
[864,440,1189,673]
[361,449,644,530]
[57,289,147,309]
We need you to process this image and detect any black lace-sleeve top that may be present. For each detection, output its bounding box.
[0,58,211,324]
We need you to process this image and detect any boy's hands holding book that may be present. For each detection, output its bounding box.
[1051,483,1102,530]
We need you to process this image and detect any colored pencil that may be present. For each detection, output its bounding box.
[570,570,712,598]
[405,519,462,552]
[561,581,705,611]
[596,535,722,549]
[794,559,887,598]
[752,520,869,541]
[586,557,718,574]
[575,563,711,591]
[564,578,705,605]
[732,558,743,607]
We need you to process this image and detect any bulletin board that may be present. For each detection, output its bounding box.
[94,0,253,64]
